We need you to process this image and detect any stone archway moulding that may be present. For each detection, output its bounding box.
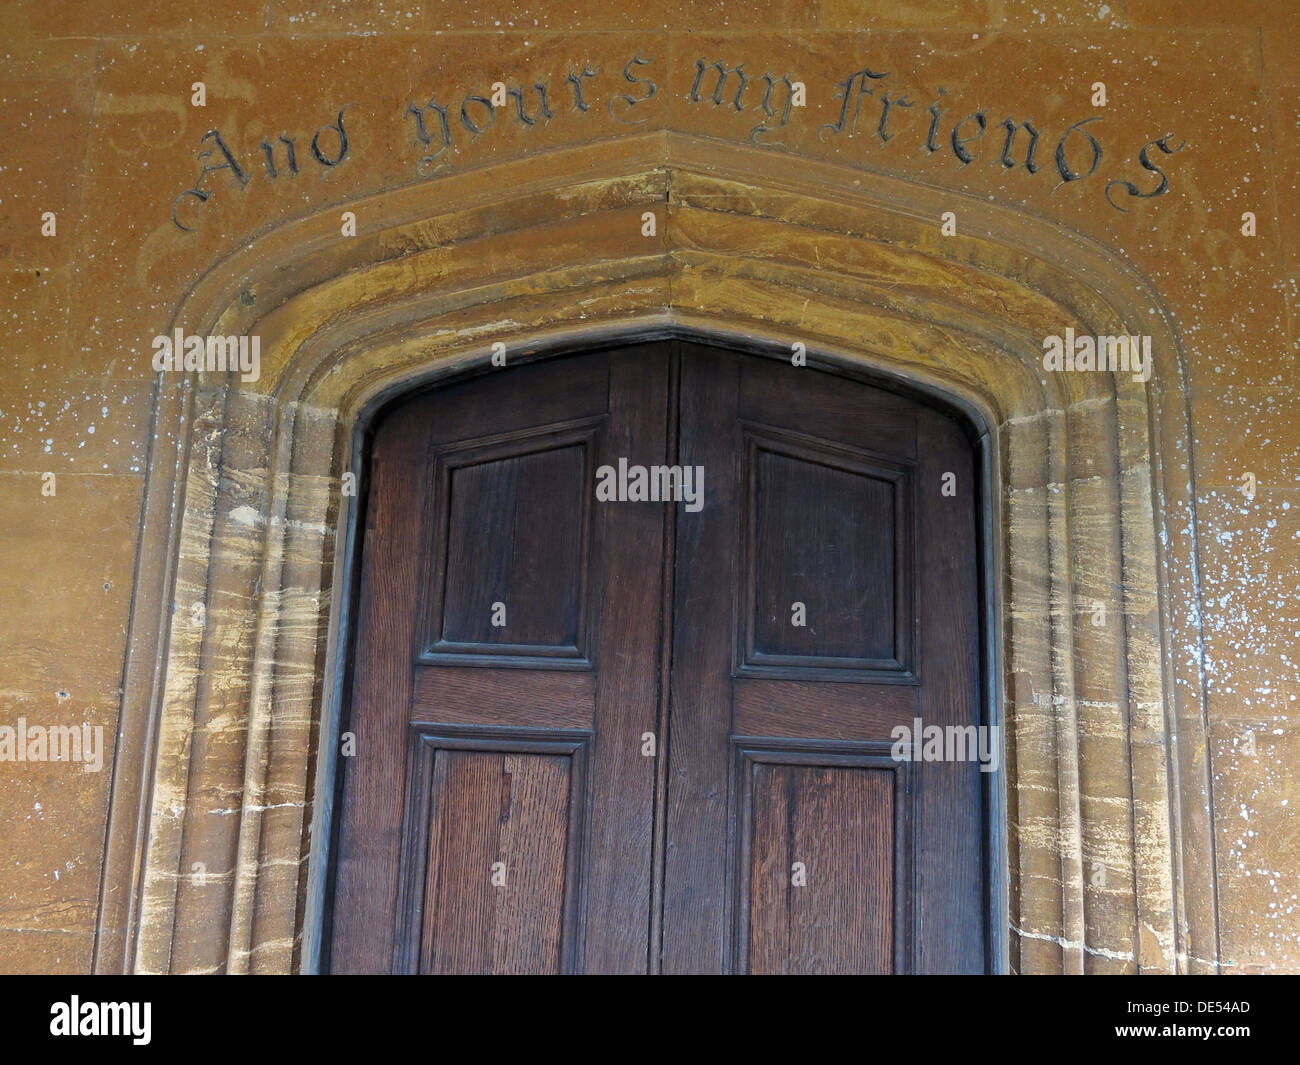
[93,130,1217,975]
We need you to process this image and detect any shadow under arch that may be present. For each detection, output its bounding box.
[95,130,1216,976]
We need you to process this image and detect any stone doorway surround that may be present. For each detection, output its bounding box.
[92,131,1217,975]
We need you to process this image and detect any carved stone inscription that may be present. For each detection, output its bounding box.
[170,51,1188,230]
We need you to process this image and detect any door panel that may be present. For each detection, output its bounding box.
[327,340,987,974]
[431,433,593,658]
[744,430,910,672]
[415,746,575,975]
[745,761,896,975]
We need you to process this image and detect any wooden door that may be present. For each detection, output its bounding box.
[326,340,987,974]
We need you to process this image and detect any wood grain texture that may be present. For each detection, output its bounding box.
[327,395,428,973]
[660,344,740,973]
[746,764,894,975]
[420,750,572,975]
[412,666,595,729]
[914,406,986,973]
[750,443,899,664]
[439,442,588,650]
[732,679,918,741]
[575,346,670,972]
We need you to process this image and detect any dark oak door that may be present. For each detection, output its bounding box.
[327,340,987,974]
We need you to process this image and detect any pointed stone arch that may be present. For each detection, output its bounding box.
[94,131,1216,974]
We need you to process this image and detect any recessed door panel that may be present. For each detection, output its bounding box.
[745,761,896,975]
[440,445,587,650]
[744,430,911,674]
[428,428,596,663]
[412,744,577,975]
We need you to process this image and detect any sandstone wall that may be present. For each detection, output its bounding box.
[0,0,1295,973]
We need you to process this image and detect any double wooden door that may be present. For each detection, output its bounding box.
[327,341,987,974]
